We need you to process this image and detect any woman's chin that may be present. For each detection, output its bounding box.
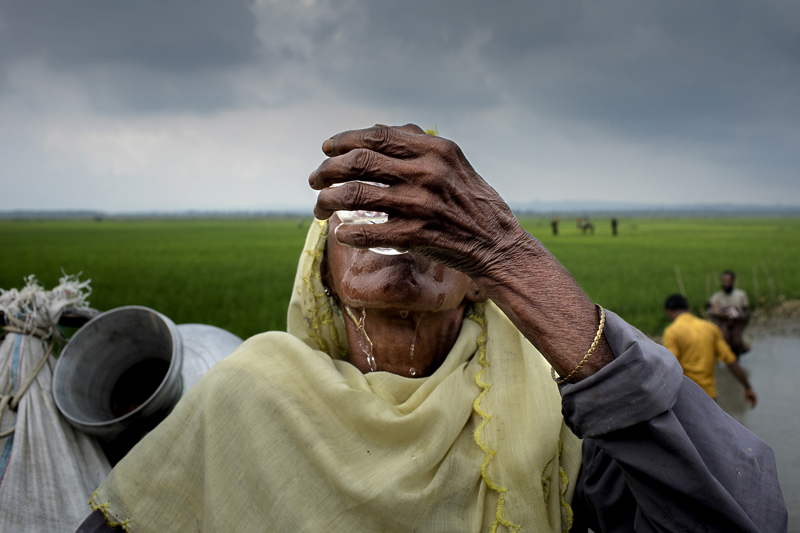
[338,270,466,311]
[338,294,450,312]
[329,242,473,313]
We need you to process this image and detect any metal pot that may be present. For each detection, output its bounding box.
[53,306,184,443]
[176,323,244,391]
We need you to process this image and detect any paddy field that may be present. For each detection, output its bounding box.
[1,217,798,339]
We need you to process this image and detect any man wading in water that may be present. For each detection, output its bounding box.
[709,270,752,358]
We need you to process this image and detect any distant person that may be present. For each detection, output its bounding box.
[610,217,618,236]
[579,216,594,235]
[550,216,559,236]
[663,294,757,407]
[708,270,751,357]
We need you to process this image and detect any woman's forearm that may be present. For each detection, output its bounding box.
[474,229,614,382]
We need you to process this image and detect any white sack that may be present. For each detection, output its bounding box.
[0,276,111,533]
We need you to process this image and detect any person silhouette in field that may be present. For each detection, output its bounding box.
[663,294,757,407]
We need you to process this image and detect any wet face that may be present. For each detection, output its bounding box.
[322,215,474,311]
[722,273,734,293]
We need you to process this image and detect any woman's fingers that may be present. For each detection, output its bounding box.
[332,219,419,251]
[321,125,425,158]
[309,148,418,190]
[332,221,476,274]
[389,123,427,135]
[315,181,400,220]
[310,123,522,279]
[315,180,431,221]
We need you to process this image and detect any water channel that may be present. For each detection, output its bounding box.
[717,335,800,530]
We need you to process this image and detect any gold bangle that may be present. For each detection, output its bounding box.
[551,305,606,385]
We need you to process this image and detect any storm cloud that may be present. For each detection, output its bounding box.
[1,0,798,211]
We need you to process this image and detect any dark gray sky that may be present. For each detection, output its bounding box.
[1,0,798,211]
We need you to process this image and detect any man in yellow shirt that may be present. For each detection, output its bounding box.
[663,294,757,407]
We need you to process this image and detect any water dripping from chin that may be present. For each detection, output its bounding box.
[407,312,426,378]
[344,305,377,372]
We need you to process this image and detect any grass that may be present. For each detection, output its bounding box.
[1,217,798,338]
[0,219,309,340]
[522,217,800,333]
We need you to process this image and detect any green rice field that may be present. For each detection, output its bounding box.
[1,217,798,339]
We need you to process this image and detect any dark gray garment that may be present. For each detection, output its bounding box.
[76,310,788,532]
[74,510,119,532]
[566,310,787,532]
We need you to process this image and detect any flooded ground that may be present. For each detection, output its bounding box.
[716,332,800,530]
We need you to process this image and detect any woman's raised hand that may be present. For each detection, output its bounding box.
[311,123,613,381]
[310,124,528,282]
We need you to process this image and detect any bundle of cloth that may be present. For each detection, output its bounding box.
[0,275,111,532]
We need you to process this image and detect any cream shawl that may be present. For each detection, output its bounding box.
[92,220,582,532]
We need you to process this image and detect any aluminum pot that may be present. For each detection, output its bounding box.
[176,323,244,391]
[53,306,184,443]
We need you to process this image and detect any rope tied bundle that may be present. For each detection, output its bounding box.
[0,274,91,438]
[0,340,55,438]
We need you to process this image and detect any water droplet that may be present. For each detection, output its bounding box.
[345,305,377,372]
[399,310,409,319]
[408,313,426,376]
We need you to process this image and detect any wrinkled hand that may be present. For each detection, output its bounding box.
[310,124,527,281]
[310,123,614,381]
[745,388,757,409]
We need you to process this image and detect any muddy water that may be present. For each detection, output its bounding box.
[716,336,800,529]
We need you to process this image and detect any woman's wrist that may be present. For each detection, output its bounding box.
[472,228,614,382]
[470,224,542,295]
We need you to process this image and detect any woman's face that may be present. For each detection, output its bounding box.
[323,215,473,312]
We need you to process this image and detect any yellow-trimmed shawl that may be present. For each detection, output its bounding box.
[91,219,582,532]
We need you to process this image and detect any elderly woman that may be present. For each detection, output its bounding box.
[79,125,786,532]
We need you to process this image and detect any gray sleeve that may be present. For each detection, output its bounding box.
[75,510,120,532]
[562,310,787,533]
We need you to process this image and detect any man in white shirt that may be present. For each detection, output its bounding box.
[708,270,750,357]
